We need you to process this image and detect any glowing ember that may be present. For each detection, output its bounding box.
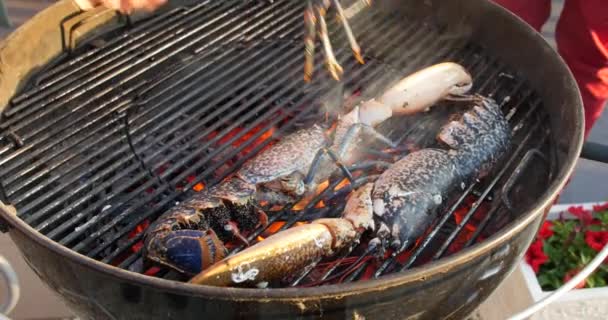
[454,208,476,232]
[453,196,487,233]
[144,267,161,276]
[334,178,350,191]
[206,123,277,160]
[128,219,150,253]
[257,221,307,242]
[449,196,490,254]
[292,180,331,211]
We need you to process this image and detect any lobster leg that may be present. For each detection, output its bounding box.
[337,123,397,158]
[224,222,250,246]
[256,207,269,228]
[303,145,354,186]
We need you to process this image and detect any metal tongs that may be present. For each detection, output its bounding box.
[304,0,371,82]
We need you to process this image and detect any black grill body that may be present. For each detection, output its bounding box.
[0,0,583,319]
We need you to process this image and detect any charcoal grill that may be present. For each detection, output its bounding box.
[0,0,583,319]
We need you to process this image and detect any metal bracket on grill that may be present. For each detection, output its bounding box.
[60,7,126,54]
[580,141,608,164]
[501,149,548,212]
[118,106,173,194]
[0,129,23,151]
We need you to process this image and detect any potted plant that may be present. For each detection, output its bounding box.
[518,202,608,319]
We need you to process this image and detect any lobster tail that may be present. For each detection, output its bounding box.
[438,97,512,179]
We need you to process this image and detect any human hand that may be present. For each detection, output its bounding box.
[73,0,168,14]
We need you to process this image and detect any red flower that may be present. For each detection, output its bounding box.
[537,221,554,239]
[563,269,586,289]
[525,239,548,273]
[593,202,608,213]
[585,230,608,252]
[568,206,594,225]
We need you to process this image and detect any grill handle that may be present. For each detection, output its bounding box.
[580,141,608,164]
[508,242,608,319]
[0,255,19,320]
[60,6,127,53]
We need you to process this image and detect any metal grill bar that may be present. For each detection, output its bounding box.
[28,26,302,230]
[0,1,299,176]
[10,12,304,216]
[0,1,280,136]
[9,5,191,108]
[10,2,303,216]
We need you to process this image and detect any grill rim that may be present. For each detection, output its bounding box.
[0,0,584,301]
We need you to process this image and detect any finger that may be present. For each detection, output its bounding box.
[130,0,161,12]
[146,0,168,11]
[120,0,133,14]
[100,0,121,10]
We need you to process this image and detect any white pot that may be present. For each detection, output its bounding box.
[519,202,608,320]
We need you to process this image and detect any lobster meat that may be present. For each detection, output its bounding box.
[142,62,473,276]
[189,95,512,287]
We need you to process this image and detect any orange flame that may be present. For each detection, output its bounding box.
[454,208,477,232]
[335,178,350,191]
[204,123,277,161]
[256,221,307,242]
[292,180,331,211]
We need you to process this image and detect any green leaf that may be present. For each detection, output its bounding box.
[535,215,608,289]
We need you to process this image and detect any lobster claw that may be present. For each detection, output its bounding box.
[162,229,228,275]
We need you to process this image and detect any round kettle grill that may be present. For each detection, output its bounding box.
[0,0,583,319]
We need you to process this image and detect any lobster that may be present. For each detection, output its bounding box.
[189,95,512,287]
[142,62,474,276]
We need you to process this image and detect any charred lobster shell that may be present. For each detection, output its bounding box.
[190,95,512,287]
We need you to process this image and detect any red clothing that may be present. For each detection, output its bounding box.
[492,0,608,138]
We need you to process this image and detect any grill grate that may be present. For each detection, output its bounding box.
[0,0,555,287]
